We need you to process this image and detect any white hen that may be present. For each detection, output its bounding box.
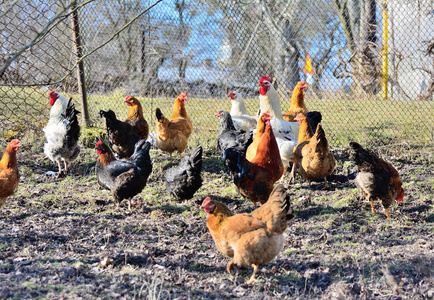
[228,90,257,131]
[257,76,298,171]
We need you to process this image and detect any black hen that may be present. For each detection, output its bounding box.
[164,145,203,200]
[305,111,322,134]
[217,110,253,155]
[99,110,141,158]
[95,140,152,207]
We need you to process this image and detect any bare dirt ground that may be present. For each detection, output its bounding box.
[0,143,433,299]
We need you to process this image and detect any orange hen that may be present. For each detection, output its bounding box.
[169,92,193,137]
[291,114,335,189]
[282,81,308,122]
[245,112,270,161]
[0,139,21,208]
[202,184,293,284]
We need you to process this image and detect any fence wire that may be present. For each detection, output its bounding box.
[0,0,433,150]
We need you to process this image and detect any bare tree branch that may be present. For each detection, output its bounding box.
[1,0,165,87]
[0,0,97,78]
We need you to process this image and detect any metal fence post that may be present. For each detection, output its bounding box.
[70,2,90,127]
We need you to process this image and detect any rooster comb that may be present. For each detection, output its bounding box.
[95,141,103,147]
[49,90,58,97]
[259,75,271,83]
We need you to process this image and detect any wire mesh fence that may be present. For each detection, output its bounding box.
[0,0,433,151]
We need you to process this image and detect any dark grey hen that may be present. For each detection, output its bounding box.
[217,110,253,156]
[164,145,203,200]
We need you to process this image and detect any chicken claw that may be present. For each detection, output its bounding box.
[246,264,259,285]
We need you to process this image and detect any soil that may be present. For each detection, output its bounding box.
[0,144,433,299]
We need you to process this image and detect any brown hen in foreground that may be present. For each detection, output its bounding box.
[350,142,404,219]
[202,184,293,284]
[0,139,21,208]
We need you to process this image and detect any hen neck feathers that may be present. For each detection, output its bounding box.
[230,97,249,115]
[259,87,282,119]
[127,104,144,120]
[98,151,117,167]
[0,148,17,169]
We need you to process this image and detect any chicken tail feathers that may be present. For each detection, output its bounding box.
[222,147,244,176]
[311,124,328,155]
[156,108,164,121]
[251,183,293,233]
[99,109,117,124]
[188,145,203,173]
[63,98,81,148]
[131,140,152,174]
[305,111,322,134]
[349,142,376,170]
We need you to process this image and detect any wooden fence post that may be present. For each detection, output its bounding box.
[70,2,90,127]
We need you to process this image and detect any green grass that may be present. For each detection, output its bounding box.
[1,87,434,149]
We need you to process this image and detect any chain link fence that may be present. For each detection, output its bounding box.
[1,0,433,151]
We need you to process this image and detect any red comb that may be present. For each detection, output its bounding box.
[95,141,103,147]
[259,75,271,83]
[49,90,57,97]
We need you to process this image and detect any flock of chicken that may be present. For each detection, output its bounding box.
[0,76,405,284]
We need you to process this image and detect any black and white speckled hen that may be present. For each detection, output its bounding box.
[95,140,152,208]
[164,145,203,200]
[43,90,81,177]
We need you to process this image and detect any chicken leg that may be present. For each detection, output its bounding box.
[288,162,297,183]
[324,177,330,190]
[226,259,235,273]
[57,158,66,178]
[246,264,259,284]
[385,208,390,219]
[369,196,376,214]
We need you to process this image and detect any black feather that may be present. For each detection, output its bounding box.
[164,145,203,200]
[95,140,152,202]
[62,98,81,149]
[100,109,140,158]
[305,111,322,134]
[217,111,253,156]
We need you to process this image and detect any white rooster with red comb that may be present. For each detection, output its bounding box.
[43,90,81,177]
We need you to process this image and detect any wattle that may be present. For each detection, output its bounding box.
[259,86,268,96]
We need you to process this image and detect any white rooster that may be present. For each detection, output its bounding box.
[258,75,299,141]
[257,76,298,172]
[228,90,257,131]
[43,90,81,177]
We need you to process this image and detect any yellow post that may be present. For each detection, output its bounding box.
[382,0,389,100]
